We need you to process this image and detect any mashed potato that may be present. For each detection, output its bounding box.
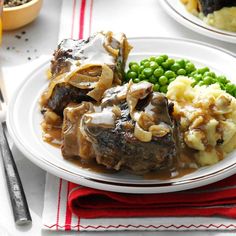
[167,76,236,166]
[180,0,236,32]
[204,7,236,32]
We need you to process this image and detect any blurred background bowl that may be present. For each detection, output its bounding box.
[2,0,43,31]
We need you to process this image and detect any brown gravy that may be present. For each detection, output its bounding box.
[70,158,117,174]
[41,120,62,148]
[41,118,199,180]
[41,97,202,181]
[69,151,197,180]
[42,125,198,180]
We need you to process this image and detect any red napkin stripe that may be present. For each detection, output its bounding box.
[68,177,236,207]
[64,181,72,231]
[78,0,86,39]
[65,174,236,219]
[69,0,93,40]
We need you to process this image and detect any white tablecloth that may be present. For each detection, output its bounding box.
[1,0,236,235]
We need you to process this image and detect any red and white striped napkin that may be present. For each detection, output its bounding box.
[58,0,93,42]
[57,0,185,42]
[42,173,236,232]
[42,0,236,232]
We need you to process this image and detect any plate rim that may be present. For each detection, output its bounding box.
[159,0,236,43]
[6,37,236,193]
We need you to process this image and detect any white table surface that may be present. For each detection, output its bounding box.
[1,0,236,235]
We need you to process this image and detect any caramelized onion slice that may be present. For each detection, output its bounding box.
[87,64,114,101]
[149,123,170,138]
[68,64,103,87]
[127,81,153,121]
[134,122,152,142]
[62,102,95,160]
[137,111,155,131]
[104,32,119,57]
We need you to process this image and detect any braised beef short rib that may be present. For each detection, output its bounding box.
[40,32,131,116]
[79,82,178,174]
[41,32,179,175]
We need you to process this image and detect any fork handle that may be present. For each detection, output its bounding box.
[0,122,32,225]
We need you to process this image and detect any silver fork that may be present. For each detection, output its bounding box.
[0,87,32,225]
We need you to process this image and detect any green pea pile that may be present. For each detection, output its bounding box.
[125,55,236,97]
[125,55,196,93]
[190,68,236,97]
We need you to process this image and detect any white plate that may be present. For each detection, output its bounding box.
[7,37,236,194]
[160,0,236,43]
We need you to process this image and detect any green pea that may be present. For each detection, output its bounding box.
[193,74,202,82]
[149,56,156,61]
[160,54,168,61]
[133,78,140,83]
[143,61,151,68]
[198,81,205,86]
[129,61,138,69]
[219,83,225,91]
[130,64,140,73]
[161,62,170,70]
[177,68,186,75]
[127,71,137,79]
[139,73,146,80]
[203,71,216,78]
[159,76,168,85]
[171,63,181,72]
[185,63,196,74]
[154,67,164,78]
[176,59,186,68]
[166,58,175,68]
[139,65,145,73]
[143,68,153,77]
[149,75,158,84]
[190,71,197,76]
[233,87,236,97]
[203,76,212,85]
[150,61,159,70]
[197,67,209,75]
[211,78,218,84]
[153,83,160,92]
[217,75,228,84]
[209,72,216,78]
[155,56,165,65]
[164,70,176,79]
[160,85,168,93]
[225,83,235,93]
[141,59,149,65]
